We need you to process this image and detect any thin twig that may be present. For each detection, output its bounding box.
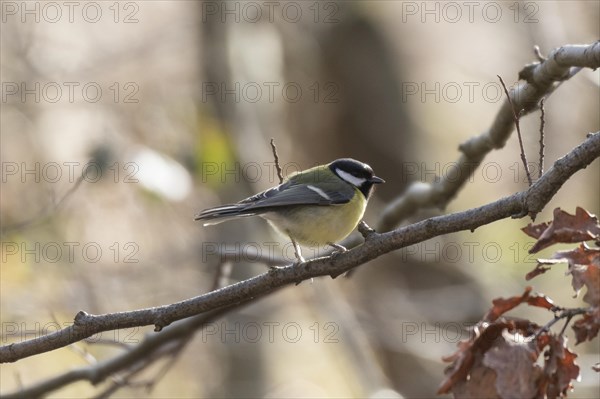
[559,314,576,336]
[535,307,588,338]
[538,99,546,178]
[68,343,97,366]
[498,75,533,187]
[0,174,86,236]
[93,336,191,398]
[270,138,284,184]
[142,337,190,392]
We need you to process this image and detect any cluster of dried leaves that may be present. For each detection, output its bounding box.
[439,207,600,398]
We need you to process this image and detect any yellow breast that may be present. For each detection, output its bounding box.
[263,188,367,247]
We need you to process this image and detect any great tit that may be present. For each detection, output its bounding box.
[195,158,384,262]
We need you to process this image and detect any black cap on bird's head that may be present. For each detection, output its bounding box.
[329,158,384,198]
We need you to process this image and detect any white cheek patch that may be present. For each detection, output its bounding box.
[335,169,366,187]
[307,185,331,200]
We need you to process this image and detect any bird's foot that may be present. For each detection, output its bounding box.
[328,243,347,259]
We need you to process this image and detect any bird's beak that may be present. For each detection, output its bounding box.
[369,176,385,184]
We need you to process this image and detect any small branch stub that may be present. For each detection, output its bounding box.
[534,44,547,62]
[358,221,376,240]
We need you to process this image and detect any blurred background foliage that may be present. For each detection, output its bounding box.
[1,1,598,397]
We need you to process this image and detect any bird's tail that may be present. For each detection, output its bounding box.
[194,204,258,226]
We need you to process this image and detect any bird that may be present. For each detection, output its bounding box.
[195,158,384,263]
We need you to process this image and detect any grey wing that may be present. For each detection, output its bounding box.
[195,180,353,224]
[240,180,352,211]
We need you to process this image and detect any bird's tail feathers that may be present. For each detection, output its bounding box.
[194,204,258,226]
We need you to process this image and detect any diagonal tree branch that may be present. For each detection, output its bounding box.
[2,131,599,367]
[377,41,600,231]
